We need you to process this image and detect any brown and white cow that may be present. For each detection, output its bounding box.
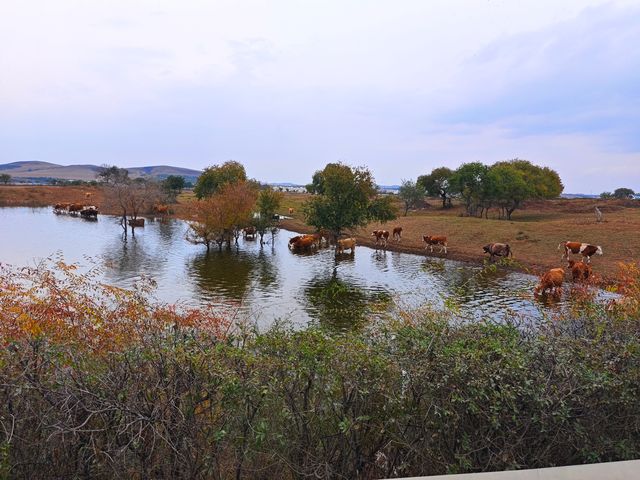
[558,241,603,263]
[336,237,356,255]
[534,268,565,295]
[423,235,448,254]
[288,207,294,215]
[566,260,592,282]
[392,226,403,242]
[483,243,512,261]
[371,230,390,247]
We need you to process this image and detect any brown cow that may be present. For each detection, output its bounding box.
[392,226,403,242]
[534,268,565,295]
[423,235,448,254]
[128,218,145,227]
[566,260,592,282]
[558,241,603,263]
[483,243,512,261]
[68,203,84,213]
[153,204,170,215]
[53,202,71,212]
[336,237,356,255]
[291,235,317,251]
[371,230,390,247]
[288,207,294,215]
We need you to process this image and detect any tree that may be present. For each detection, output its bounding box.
[417,167,455,208]
[398,180,425,216]
[450,162,488,216]
[193,161,247,199]
[97,165,129,185]
[613,187,635,199]
[0,173,11,185]
[303,163,397,242]
[187,181,258,251]
[489,159,563,220]
[101,167,162,235]
[251,187,284,245]
[600,192,613,199]
[162,175,185,202]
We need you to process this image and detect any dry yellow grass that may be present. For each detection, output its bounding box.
[279,193,640,281]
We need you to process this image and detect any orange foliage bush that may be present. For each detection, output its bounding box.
[0,259,231,352]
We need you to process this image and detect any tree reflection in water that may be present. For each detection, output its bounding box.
[190,247,278,301]
[304,269,391,330]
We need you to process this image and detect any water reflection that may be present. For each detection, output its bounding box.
[190,250,255,300]
[304,269,392,329]
[0,207,617,328]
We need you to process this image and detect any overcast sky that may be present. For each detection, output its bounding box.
[1,0,638,192]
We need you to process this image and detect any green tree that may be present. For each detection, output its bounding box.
[194,161,247,199]
[398,179,425,216]
[0,173,11,184]
[303,163,397,242]
[252,187,284,245]
[490,159,563,219]
[600,191,613,199]
[450,162,488,216]
[417,167,455,208]
[613,187,635,199]
[162,175,185,202]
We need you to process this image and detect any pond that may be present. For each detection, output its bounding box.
[0,207,602,328]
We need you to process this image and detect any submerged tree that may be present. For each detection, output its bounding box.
[187,181,258,251]
[251,187,284,245]
[99,166,162,235]
[303,163,397,241]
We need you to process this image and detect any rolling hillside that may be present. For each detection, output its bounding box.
[0,161,201,182]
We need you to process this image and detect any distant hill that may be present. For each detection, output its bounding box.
[0,161,201,183]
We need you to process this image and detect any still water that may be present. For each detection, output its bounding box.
[0,207,589,328]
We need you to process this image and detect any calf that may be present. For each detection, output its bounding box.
[567,260,592,282]
[483,243,512,261]
[423,235,448,254]
[392,226,403,242]
[371,230,390,247]
[336,237,356,255]
[534,268,565,295]
[558,241,603,263]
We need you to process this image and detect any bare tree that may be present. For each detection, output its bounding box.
[102,174,162,235]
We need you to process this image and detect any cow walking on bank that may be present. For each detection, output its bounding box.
[423,235,448,254]
[558,241,603,263]
[483,243,512,261]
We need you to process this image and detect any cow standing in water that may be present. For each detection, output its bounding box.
[567,260,593,282]
[534,268,565,295]
[371,230,390,248]
[336,238,356,255]
[558,241,603,263]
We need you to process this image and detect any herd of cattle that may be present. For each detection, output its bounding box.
[288,226,604,297]
[53,202,99,218]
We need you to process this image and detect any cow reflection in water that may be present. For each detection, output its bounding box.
[304,270,391,329]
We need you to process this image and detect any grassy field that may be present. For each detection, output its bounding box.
[2,185,638,282]
[279,192,640,282]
